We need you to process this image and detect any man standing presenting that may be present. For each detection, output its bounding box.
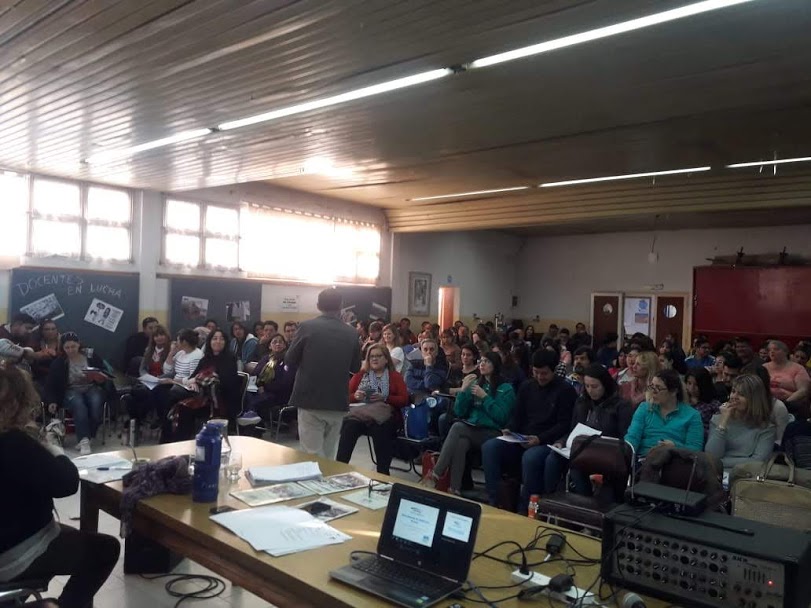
[286,289,361,458]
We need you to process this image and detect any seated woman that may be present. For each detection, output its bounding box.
[381,323,405,374]
[616,347,638,385]
[228,322,258,371]
[336,345,408,475]
[541,340,568,378]
[609,348,628,380]
[243,333,296,433]
[764,340,810,418]
[157,329,204,442]
[752,365,789,447]
[125,324,171,430]
[619,351,660,409]
[684,366,721,438]
[624,368,704,458]
[173,329,240,440]
[447,344,480,395]
[705,374,775,473]
[0,366,120,608]
[497,344,526,392]
[45,332,108,456]
[544,364,634,500]
[425,352,516,494]
[441,329,461,370]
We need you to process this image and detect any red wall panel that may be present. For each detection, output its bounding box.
[693,266,811,347]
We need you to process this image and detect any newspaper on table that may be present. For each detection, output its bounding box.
[297,472,370,495]
[342,487,391,511]
[230,483,315,507]
[295,498,359,522]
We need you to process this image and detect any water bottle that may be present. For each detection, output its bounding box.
[192,422,223,503]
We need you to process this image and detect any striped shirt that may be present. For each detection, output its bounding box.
[164,348,204,381]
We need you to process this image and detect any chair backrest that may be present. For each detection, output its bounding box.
[237,371,250,410]
[569,435,633,480]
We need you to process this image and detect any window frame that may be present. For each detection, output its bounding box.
[23,173,134,262]
[162,197,241,270]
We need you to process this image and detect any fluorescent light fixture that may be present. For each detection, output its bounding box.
[470,0,755,69]
[84,128,213,164]
[540,167,711,188]
[727,156,811,168]
[219,68,453,131]
[410,186,530,202]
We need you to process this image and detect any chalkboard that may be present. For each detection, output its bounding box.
[169,277,262,335]
[336,286,392,325]
[9,268,140,368]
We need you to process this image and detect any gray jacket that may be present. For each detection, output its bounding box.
[285,313,361,411]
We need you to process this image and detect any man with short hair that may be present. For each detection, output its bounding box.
[283,321,298,344]
[566,346,594,396]
[715,353,743,402]
[0,313,36,371]
[122,316,158,374]
[405,338,448,403]
[734,337,763,374]
[685,339,715,369]
[570,322,593,350]
[481,349,577,512]
[286,289,362,458]
[541,323,559,343]
[204,319,218,333]
[399,317,418,345]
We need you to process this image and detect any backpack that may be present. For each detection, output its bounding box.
[403,397,437,440]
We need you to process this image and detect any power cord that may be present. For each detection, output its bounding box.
[140,573,227,607]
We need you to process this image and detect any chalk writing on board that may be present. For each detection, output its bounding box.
[90,284,123,299]
[15,274,84,297]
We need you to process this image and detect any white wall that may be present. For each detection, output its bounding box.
[391,231,523,323]
[515,224,811,324]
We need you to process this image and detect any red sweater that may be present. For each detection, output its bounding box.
[348,369,409,423]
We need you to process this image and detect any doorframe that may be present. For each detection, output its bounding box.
[623,291,692,350]
[589,292,623,342]
[437,286,461,330]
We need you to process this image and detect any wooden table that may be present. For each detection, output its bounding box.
[79,436,662,608]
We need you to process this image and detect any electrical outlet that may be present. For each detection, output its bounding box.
[510,569,597,605]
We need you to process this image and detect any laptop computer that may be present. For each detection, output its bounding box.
[330,483,482,608]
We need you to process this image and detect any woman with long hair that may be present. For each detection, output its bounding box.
[44,332,108,455]
[0,366,120,608]
[764,340,810,417]
[381,323,405,373]
[448,344,480,395]
[705,374,775,471]
[624,368,704,457]
[241,333,296,434]
[336,345,408,475]
[619,350,660,408]
[125,324,171,431]
[425,351,516,494]
[228,321,258,370]
[441,328,462,370]
[684,367,721,436]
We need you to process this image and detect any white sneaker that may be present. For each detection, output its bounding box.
[78,438,92,456]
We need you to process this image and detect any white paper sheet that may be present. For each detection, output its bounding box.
[138,374,161,390]
[247,462,322,484]
[72,453,132,470]
[548,423,602,459]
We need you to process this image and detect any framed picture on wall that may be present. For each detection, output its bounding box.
[408,272,432,316]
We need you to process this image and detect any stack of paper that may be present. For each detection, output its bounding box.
[231,483,315,507]
[73,452,134,484]
[246,462,322,486]
[548,423,602,459]
[211,505,351,556]
[138,374,161,390]
[298,472,370,495]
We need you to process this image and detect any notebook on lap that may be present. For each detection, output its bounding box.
[330,483,481,608]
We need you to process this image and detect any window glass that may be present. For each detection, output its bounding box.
[32,178,80,217]
[165,199,200,231]
[205,206,239,236]
[87,186,131,223]
[86,226,130,260]
[205,238,239,269]
[31,219,81,256]
[165,233,200,266]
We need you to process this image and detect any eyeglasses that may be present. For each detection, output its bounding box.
[646,384,667,394]
[368,480,392,497]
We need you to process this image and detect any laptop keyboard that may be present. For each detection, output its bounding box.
[353,556,455,596]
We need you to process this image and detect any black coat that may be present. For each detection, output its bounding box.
[559,392,634,444]
[192,352,240,417]
[44,352,109,406]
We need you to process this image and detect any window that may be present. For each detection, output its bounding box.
[241,205,380,284]
[0,172,133,261]
[163,199,239,269]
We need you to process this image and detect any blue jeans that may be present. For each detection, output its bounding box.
[544,454,593,496]
[481,439,553,513]
[65,386,105,442]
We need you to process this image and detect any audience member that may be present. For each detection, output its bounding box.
[705,374,776,472]
[172,329,240,440]
[405,338,449,403]
[361,321,384,360]
[441,329,461,370]
[711,351,730,385]
[204,319,219,333]
[566,346,594,396]
[609,348,628,380]
[545,364,633,501]
[658,350,674,371]
[570,322,593,350]
[30,318,60,384]
[124,324,171,431]
[283,321,298,344]
[242,334,296,434]
[427,352,516,495]
[596,333,619,369]
[398,318,418,345]
[714,353,743,402]
[524,325,539,351]
[457,324,470,344]
[791,346,810,370]
[757,343,770,363]
[616,347,638,385]
[481,350,576,512]
[156,329,204,442]
[497,344,527,392]
[557,328,572,372]
[252,321,264,339]
[336,345,408,475]
[752,365,790,446]
[285,289,362,459]
[45,332,108,455]
[541,324,559,344]
[0,366,120,608]
[247,320,278,370]
[541,340,568,378]
[448,344,480,396]
[228,321,258,370]
[122,316,158,375]
[734,336,763,374]
[619,350,660,408]
[764,340,810,417]
[0,313,36,372]
[379,324,405,374]
[684,367,721,436]
[685,338,715,369]
[624,368,704,457]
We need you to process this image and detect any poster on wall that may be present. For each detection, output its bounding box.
[280,295,299,312]
[20,293,65,323]
[408,272,431,316]
[623,297,652,338]
[181,296,209,322]
[83,298,123,333]
[226,300,251,322]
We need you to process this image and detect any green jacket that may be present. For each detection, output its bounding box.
[453,381,516,430]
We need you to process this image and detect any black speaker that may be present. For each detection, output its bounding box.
[123,531,183,574]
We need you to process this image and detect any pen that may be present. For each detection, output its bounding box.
[97,466,132,471]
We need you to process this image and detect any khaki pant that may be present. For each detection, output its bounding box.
[297,408,347,459]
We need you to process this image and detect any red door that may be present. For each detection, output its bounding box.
[655,296,686,346]
[592,294,620,347]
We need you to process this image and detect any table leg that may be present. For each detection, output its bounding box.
[79,480,100,532]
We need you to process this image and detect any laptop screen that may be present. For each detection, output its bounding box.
[378,484,482,583]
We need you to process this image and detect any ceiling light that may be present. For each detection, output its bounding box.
[727,156,811,168]
[470,0,755,69]
[83,128,213,164]
[410,186,530,202]
[218,68,452,131]
[540,167,711,188]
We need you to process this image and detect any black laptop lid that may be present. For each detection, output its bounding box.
[378,484,482,584]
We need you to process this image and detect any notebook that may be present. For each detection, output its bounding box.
[330,483,481,608]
